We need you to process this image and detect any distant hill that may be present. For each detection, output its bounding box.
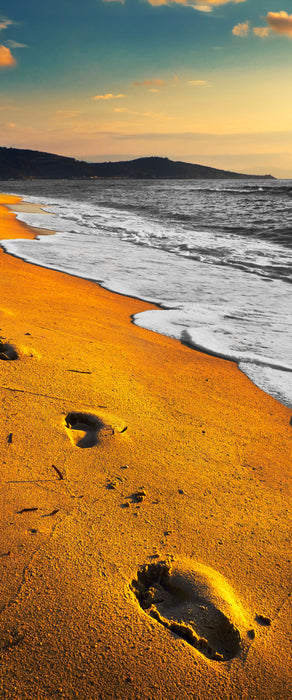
[0,147,274,180]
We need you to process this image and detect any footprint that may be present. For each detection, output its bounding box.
[0,340,18,361]
[132,559,249,662]
[19,345,41,360]
[64,410,127,448]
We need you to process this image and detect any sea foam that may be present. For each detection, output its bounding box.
[1,181,292,409]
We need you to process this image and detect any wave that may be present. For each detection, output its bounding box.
[180,329,292,373]
[2,183,292,409]
[188,184,292,196]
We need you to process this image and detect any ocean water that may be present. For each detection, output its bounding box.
[0,178,291,409]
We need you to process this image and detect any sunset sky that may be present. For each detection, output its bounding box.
[0,1,292,176]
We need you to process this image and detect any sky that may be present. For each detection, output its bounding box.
[0,1,292,177]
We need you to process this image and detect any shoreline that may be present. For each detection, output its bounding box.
[3,193,292,410]
[0,193,291,699]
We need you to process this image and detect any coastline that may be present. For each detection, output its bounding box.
[0,194,291,698]
[3,184,292,412]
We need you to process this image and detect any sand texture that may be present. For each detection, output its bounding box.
[0,194,291,699]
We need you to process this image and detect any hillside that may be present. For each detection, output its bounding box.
[0,147,274,180]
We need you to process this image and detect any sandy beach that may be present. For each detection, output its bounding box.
[0,193,291,699]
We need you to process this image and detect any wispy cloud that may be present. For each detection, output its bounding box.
[133,79,165,86]
[194,5,212,12]
[266,11,292,37]
[0,45,16,68]
[93,93,126,100]
[143,0,246,12]
[187,79,210,86]
[253,26,270,39]
[101,0,246,9]
[112,128,292,141]
[232,20,249,37]
[114,107,173,120]
[6,39,28,48]
[0,17,14,32]
[56,110,82,119]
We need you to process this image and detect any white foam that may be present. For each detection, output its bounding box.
[2,189,292,409]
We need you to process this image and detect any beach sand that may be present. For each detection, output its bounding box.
[0,193,291,699]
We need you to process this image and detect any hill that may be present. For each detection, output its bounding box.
[0,147,274,180]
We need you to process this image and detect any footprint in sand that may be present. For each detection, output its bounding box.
[132,559,250,662]
[0,340,18,361]
[64,411,127,448]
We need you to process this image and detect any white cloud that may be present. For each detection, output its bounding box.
[114,107,173,120]
[93,93,126,100]
[7,40,28,48]
[187,79,210,86]
[253,27,270,39]
[232,20,249,37]
[144,0,246,11]
[56,111,82,119]
[101,0,246,10]
[193,5,212,11]
[133,79,165,86]
[0,18,14,32]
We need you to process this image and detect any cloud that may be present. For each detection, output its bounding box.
[266,11,292,37]
[114,107,173,119]
[102,0,246,9]
[144,0,246,11]
[194,6,213,11]
[232,20,249,37]
[133,79,165,86]
[253,26,270,38]
[56,110,82,119]
[112,129,292,142]
[0,17,14,32]
[93,93,126,100]
[0,45,16,67]
[7,40,28,48]
[187,79,210,86]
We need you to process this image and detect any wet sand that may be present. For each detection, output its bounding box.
[0,193,291,699]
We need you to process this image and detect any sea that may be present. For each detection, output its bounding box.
[0,178,291,409]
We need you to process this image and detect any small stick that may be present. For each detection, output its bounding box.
[52,464,64,480]
[17,507,38,514]
[7,479,62,484]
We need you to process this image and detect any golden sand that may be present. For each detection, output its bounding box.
[0,193,291,699]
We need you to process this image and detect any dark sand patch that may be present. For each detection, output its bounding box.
[0,340,18,361]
